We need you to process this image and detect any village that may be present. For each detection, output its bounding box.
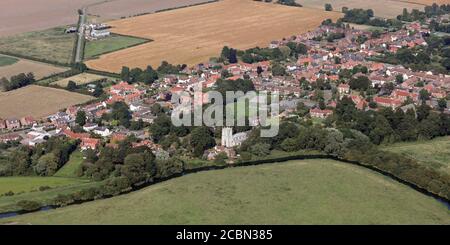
[0,17,449,163]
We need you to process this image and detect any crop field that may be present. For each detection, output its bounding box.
[0,27,76,65]
[51,73,107,87]
[296,0,428,18]
[0,56,68,80]
[86,0,342,73]
[85,34,150,59]
[381,137,450,175]
[3,159,449,225]
[0,177,90,195]
[0,85,94,119]
[0,0,213,38]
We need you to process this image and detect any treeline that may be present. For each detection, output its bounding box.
[253,0,302,8]
[120,61,187,84]
[398,4,450,22]
[341,8,402,29]
[0,73,35,91]
[0,137,78,177]
[220,42,308,64]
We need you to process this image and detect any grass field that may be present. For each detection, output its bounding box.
[0,177,89,195]
[54,151,84,178]
[4,159,449,225]
[296,0,428,18]
[0,27,75,64]
[0,55,18,67]
[381,137,450,175]
[0,85,93,119]
[85,34,149,59]
[50,73,108,87]
[86,0,341,72]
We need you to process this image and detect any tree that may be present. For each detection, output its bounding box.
[419,89,430,102]
[120,66,130,82]
[67,81,77,91]
[438,98,447,111]
[342,6,349,13]
[250,143,271,157]
[395,74,404,84]
[349,76,370,91]
[190,127,216,157]
[110,102,132,128]
[75,110,86,126]
[121,151,156,184]
[271,63,286,76]
[228,48,238,64]
[325,3,333,11]
[34,153,59,176]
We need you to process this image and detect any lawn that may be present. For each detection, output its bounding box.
[50,73,108,87]
[0,55,19,67]
[0,27,76,65]
[84,34,149,59]
[0,177,89,195]
[54,151,85,178]
[4,159,449,224]
[381,137,450,175]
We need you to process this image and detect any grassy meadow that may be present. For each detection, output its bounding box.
[0,55,19,67]
[381,137,450,175]
[54,151,85,178]
[0,27,75,64]
[3,159,449,225]
[84,34,149,59]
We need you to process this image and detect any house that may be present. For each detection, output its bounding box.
[93,127,111,137]
[5,118,21,130]
[80,138,100,151]
[83,123,99,132]
[20,116,36,127]
[0,119,6,129]
[337,83,350,94]
[310,108,333,118]
[373,97,403,109]
[0,133,21,143]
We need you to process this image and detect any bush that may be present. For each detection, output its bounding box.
[17,200,42,212]
[39,186,52,191]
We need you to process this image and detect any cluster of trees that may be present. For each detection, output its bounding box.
[79,137,184,184]
[215,78,256,99]
[341,8,402,28]
[378,36,450,74]
[0,73,35,91]
[221,46,238,64]
[398,4,450,22]
[333,97,450,144]
[0,137,78,177]
[313,32,346,42]
[120,65,159,84]
[429,19,450,33]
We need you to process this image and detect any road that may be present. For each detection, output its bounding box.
[74,7,87,63]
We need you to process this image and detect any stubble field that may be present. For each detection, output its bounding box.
[0,55,68,80]
[297,0,430,18]
[0,85,93,119]
[86,0,342,73]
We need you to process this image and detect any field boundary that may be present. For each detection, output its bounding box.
[0,51,71,68]
[1,153,448,218]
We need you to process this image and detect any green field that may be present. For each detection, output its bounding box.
[381,137,450,175]
[0,27,75,65]
[54,151,84,178]
[0,177,89,195]
[84,34,149,59]
[0,55,19,67]
[4,159,449,225]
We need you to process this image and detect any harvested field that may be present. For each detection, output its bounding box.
[297,0,428,18]
[88,0,214,22]
[0,0,213,38]
[0,56,68,80]
[51,73,107,87]
[393,0,450,5]
[0,85,93,119]
[86,0,342,73]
